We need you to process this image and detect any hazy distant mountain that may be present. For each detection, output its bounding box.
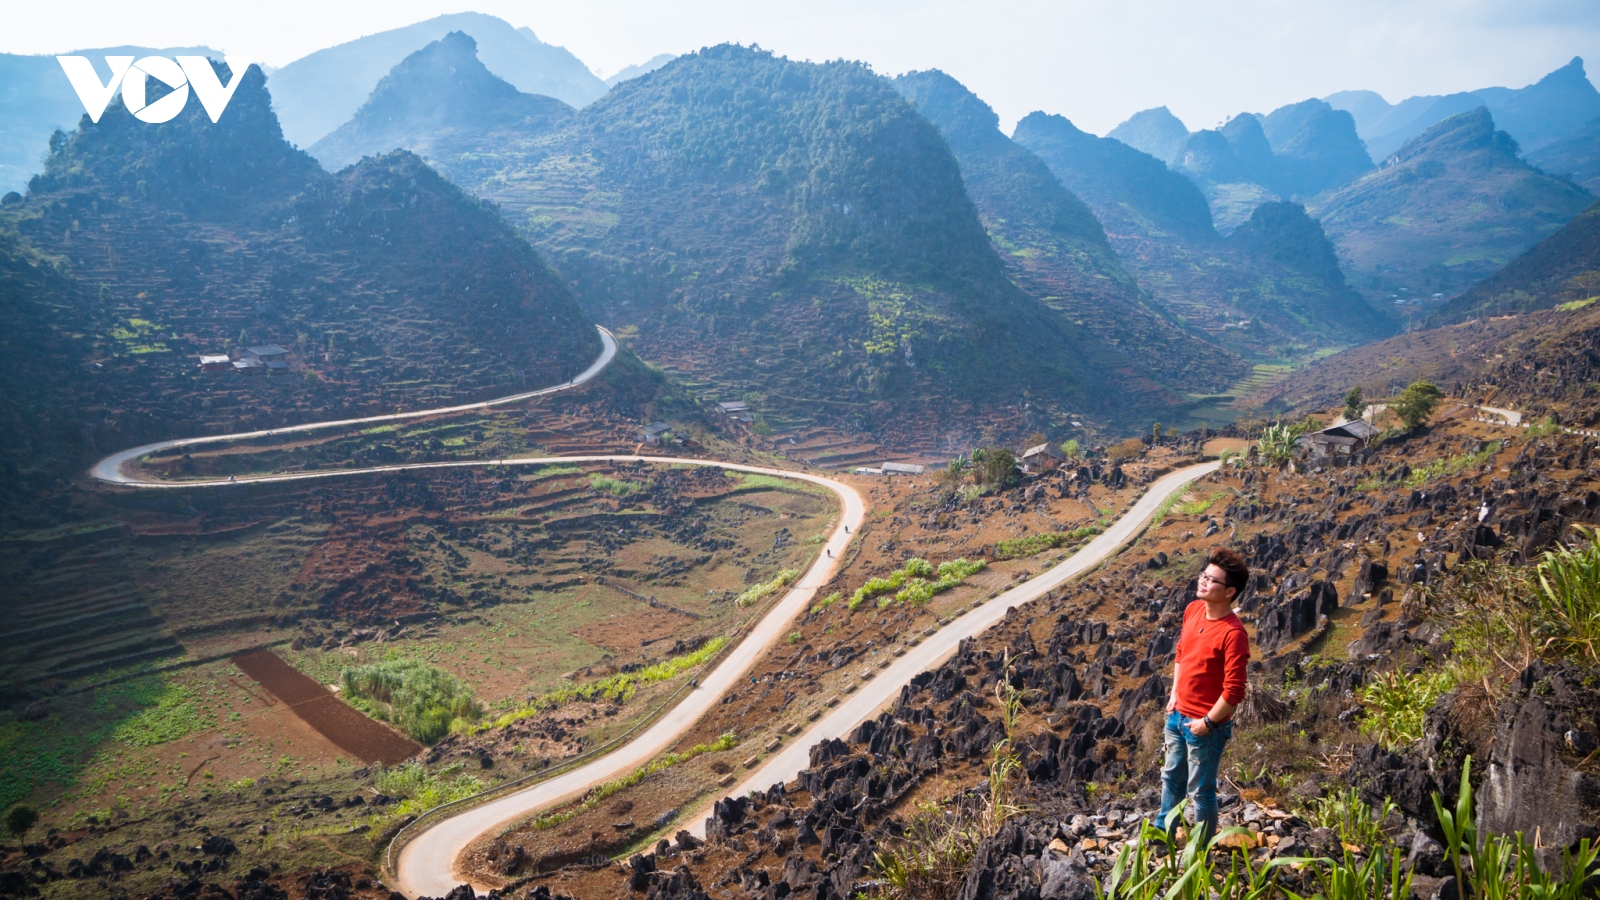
[1311,108,1594,307]
[1427,197,1600,323]
[893,70,1248,399]
[269,12,604,148]
[605,54,676,87]
[1013,113,1217,243]
[1326,57,1600,160]
[1175,102,1371,229]
[1015,113,1393,349]
[1107,107,1189,166]
[1258,100,1372,194]
[1528,116,1600,195]
[0,45,220,195]
[310,32,574,172]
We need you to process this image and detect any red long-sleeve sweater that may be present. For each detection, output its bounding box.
[1173,600,1250,718]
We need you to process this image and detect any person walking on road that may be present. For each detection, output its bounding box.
[1156,548,1250,847]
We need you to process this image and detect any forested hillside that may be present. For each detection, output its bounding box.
[892,69,1249,399]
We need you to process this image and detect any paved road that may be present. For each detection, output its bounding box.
[84,334,1218,899]
[90,326,617,485]
[392,460,864,898]
[394,461,1215,897]
[681,460,1221,838]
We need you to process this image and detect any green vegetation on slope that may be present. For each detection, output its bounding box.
[1311,108,1593,308]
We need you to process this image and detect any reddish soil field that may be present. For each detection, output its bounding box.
[232,649,421,766]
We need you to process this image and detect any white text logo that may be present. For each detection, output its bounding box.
[56,56,252,124]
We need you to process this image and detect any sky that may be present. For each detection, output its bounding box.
[6,0,1600,134]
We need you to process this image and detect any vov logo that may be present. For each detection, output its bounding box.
[57,56,252,124]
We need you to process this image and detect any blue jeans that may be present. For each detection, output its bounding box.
[1157,710,1232,847]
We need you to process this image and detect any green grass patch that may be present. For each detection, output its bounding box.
[737,569,798,608]
[589,473,647,497]
[370,761,484,819]
[845,557,985,610]
[476,636,729,734]
[110,681,214,747]
[341,654,483,744]
[1403,441,1502,487]
[1559,296,1598,312]
[810,592,842,615]
[529,733,737,831]
[993,524,1103,560]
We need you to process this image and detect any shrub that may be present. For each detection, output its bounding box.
[341,655,483,744]
[6,805,38,837]
[1359,669,1455,750]
[1106,438,1145,462]
[1060,439,1080,459]
[1256,422,1300,467]
[371,761,483,818]
[970,448,1021,489]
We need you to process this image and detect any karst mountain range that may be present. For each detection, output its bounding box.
[5,12,1600,458]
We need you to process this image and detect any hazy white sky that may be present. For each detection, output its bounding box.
[7,0,1600,134]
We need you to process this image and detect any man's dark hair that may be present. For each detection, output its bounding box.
[1207,547,1249,594]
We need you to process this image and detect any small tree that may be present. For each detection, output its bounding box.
[1060,439,1081,459]
[973,448,1020,490]
[1392,381,1444,430]
[1343,386,1367,421]
[1152,422,1164,443]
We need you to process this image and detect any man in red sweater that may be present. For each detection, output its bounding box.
[1155,548,1251,847]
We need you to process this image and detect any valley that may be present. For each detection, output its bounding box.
[5,13,1600,900]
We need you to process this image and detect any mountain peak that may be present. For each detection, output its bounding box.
[1392,106,1516,163]
[309,32,573,171]
[894,69,1001,147]
[1107,107,1189,165]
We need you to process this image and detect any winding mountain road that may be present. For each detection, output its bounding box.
[86,328,1219,898]
[90,326,617,486]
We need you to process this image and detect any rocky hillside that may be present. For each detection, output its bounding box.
[309,31,576,172]
[1014,113,1395,352]
[1310,108,1594,311]
[892,70,1248,400]
[0,63,600,515]
[1243,297,1600,425]
[269,11,605,148]
[428,45,1126,442]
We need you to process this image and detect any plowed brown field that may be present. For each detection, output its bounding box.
[232,648,421,766]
